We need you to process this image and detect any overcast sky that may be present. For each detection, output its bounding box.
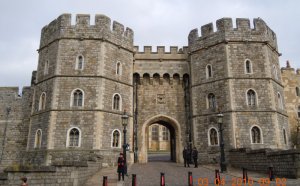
[1,0,299,89]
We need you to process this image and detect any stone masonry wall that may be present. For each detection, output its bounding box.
[26,13,134,166]
[281,66,300,148]
[134,46,189,163]
[229,148,300,178]
[0,160,101,186]
[0,87,32,170]
[189,18,289,162]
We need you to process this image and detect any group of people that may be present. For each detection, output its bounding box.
[117,147,199,182]
[183,147,198,168]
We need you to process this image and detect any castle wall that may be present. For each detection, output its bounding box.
[0,87,32,170]
[0,14,295,183]
[281,66,300,148]
[134,46,189,162]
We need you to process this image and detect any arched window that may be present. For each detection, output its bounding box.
[71,89,84,107]
[283,129,287,145]
[277,93,283,109]
[34,129,42,149]
[245,60,252,74]
[44,60,49,75]
[297,106,300,118]
[113,94,121,110]
[206,64,212,78]
[112,130,121,148]
[152,126,159,140]
[67,127,81,147]
[116,62,121,75]
[39,92,46,111]
[76,55,84,70]
[251,126,261,144]
[162,126,169,140]
[296,87,300,97]
[208,93,216,108]
[247,89,256,106]
[208,128,219,146]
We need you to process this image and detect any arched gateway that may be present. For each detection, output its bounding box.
[138,114,183,163]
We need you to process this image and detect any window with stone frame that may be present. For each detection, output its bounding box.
[116,62,121,75]
[247,89,256,106]
[72,89,83,107]
[76,55,84,70]
[209,128,218,146]
[44,60,49,75]
[112,130,120,147]
[251,126,261,144]
[152,126,159,140]
[34,129,42,149]
[208,93,216,108]
[206,64,212,78]
[113,94,121,110]
[68,128,80,147]
[296,87,300,97]
[277,93,283,109]
[39,92,46,111]
[245,60,252,74]
[283,129,287,145]
[273,65,278,80]
[162,126,169,140]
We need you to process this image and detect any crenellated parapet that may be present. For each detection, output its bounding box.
[134,46,188,60]
[40,14,134,51]
[281,60,300,76]
[188,18,278,52]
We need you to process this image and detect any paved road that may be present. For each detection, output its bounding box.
[86,153,300,186]
[124,163,300,186]
[125,162,239,186]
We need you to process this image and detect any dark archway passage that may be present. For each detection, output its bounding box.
[147,120,176,162]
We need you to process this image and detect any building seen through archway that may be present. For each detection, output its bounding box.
[147,123,174,162]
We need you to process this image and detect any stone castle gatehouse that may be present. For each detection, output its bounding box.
[0,14,292,179]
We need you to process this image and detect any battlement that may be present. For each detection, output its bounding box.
[134,46,188,61]
[40,14,134,50]
[0,87,20,98]
[281,60,300,75]
[188,18,277,52]
[134,46,188,54]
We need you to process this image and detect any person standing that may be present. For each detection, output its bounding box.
[192,147,198,168]
[117,153,125,181]
[20,177,28,186]
[183,147,190,167]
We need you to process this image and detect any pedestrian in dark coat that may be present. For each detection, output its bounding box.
[20,177,28,186]
[117,153,125,181]
[183,147,190,167]
[192,147,198,168]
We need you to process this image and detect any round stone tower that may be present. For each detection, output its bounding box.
[28,14,134,166]
[188,18,290,162]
